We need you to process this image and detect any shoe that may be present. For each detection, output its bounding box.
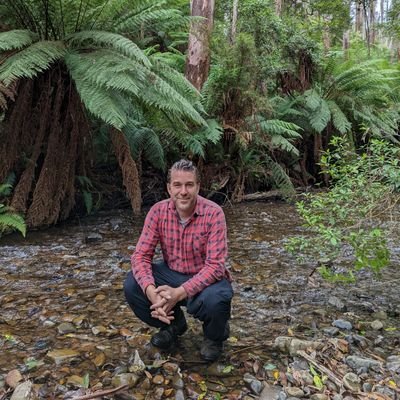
[150,318,187,350]
[200,337,223,362]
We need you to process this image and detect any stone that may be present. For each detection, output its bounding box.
[259,383,282,400]
[172,374,184,390]
[10,381,33,400]
[111,373,139,388]
[346,355,381,371]
[370,320,384,330]
[322,327,339,336]
[46,349,80,364]
[175,389,185,400]
[343,372,361,392]
[57,322,76,335]
[332,319,352,330]
[310,395,328,400]
[285,386,304,397]
[386,355,400,372]
[85,233,103,243]
[328,296,345,310]
[6,370,23,389]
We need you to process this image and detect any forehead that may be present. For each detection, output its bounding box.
[169,169,198,182]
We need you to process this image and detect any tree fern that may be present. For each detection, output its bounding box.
[0,39,66,85]
[0,206,26,237]
[0,30,37,51]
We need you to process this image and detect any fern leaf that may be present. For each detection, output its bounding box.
[309,98,331,133]
[0,209,26,237]
[0,30,37,51]
[0,41,66,85]
[327,100,351,134]
[67,31,151,67]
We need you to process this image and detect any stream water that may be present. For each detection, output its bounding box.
[1,201,399,399]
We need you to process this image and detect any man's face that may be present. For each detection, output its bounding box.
[167,169,200,218]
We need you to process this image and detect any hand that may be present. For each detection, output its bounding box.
[150,285,187,314]
[145,285,175,324]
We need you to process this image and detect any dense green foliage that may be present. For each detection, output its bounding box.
[286,137,400,281]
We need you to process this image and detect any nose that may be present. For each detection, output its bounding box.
[180,185,188,195]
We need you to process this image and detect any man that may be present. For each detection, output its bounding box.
[124,159,233,361]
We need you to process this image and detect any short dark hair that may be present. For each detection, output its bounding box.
[167,159,200,183]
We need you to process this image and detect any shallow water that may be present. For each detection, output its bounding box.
[1,201,399,397]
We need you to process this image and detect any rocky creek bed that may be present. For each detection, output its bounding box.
[0,202,399,400]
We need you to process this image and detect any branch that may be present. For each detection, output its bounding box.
[71,384,129,400]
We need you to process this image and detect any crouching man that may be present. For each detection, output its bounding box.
[124,159,233,361]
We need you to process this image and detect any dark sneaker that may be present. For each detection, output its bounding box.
[200,338,223,362]
[151,319,187,350]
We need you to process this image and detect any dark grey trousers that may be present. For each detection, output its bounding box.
[124,261,233,342]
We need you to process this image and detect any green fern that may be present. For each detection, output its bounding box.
[0,30,37,51]
[0,39,66,85]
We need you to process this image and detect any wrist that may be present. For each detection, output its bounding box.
[145,284,156,299]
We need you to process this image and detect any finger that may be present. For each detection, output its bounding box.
[150,299,167,309]
[154,285,170,293]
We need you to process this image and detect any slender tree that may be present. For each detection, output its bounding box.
[185,0,215,90]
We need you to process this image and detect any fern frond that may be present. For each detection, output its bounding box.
[0,30,37,51]
[0,41,66,85]
[270,135,300,156]
[327,100,351,134]
[67,31,151,67]
[0,206,26,237]
[262,155,295,197]
[309,98,331,133]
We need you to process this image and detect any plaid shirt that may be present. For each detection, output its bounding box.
[131,195,230,297]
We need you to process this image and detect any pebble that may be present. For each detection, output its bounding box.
[46,349,80,364]
[387,355,400,372]
[152,374,164,385]
[343,372,361,391]
[346,355,381,371]
[328,296,345,310]
[332,319,352,330]
[310,395,328,400]
[322,327,339,336]
[6,370,23,389]
[175,389,185,400]
[259,383,282,400]
[57,322,76,334]
[370,320,384,330]
[172,374,184,390]
[10,381,33,400]
[285,387,304,397]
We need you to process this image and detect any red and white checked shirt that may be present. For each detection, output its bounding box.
[131,195,231,297]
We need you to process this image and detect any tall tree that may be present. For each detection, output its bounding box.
[185,0,215,90]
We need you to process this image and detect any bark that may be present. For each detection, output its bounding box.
[230,0,239,44]
[185,0,215,91]
[275,0,283,16]
[110,129,141,215]
[355,1,364,34]
[369,0,376,44]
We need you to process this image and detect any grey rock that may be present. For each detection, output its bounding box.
[332,319,352,330]
[371,311,388,320]
[175,389,185,400]
[343,372,361,392]
[57,322,76,335]
[172,374,184,390]
[346,355,382,371]
[387,355,400,372]
[111,373,139,388]
[85,233,103,243]
[362,382,373,392]
[332,395,343,400]
[250,379,263,395]
[10,381,33,400]
[370,320,384,330]
[328,296,345,310]
[259,383,282,400]
[285,387,304,397]
[322,327,339,336]
[310,395,329,400]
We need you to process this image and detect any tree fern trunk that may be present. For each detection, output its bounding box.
[110,129,141,215]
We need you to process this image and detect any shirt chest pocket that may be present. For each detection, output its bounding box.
[192,233,208,254]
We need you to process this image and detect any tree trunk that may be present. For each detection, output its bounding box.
[230,0,239,44]
[275,0,283,16]
[110,129,141,215]
[369,0,376,45]
[185,0,215,91]
[355,1,364,34]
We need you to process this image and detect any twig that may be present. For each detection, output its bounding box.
[297,350,343,388]
[230,342,272,355]
[71,384,129,400]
